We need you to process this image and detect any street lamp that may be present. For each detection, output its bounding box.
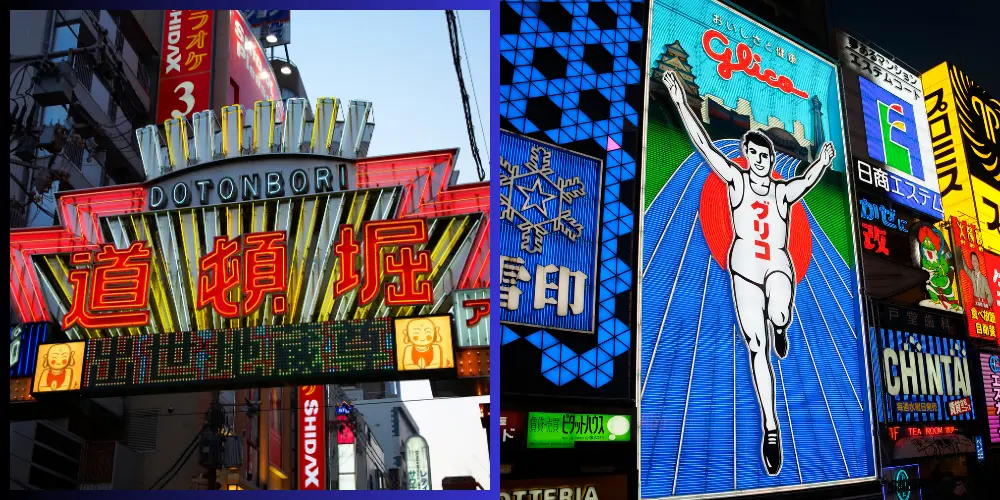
[265,34,278,43]
[280,66,292,75]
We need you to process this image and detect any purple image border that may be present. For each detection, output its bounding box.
[11,0,498,497]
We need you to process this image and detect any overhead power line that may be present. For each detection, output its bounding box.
[445,10,486,182]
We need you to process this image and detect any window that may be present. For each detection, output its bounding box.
[40,105,69,126]
[51,23,80,62]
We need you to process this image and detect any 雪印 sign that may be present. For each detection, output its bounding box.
[871,328,975,423]
[981,353,1000,444]
[526,412,632,449]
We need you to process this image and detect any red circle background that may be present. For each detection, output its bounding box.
[698,157,812,283]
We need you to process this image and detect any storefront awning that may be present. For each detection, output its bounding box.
[893,435,975,459]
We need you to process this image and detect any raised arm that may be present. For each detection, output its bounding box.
[783,142,836,203]
[661,70,738,184]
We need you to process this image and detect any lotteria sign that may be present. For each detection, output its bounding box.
[298,385,326,490]
[500,475,628,500]
[871,328,975,423]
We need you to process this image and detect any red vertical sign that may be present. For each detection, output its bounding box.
[228,10,284,121]
[951,217,998,342]
[985,252,1000,346]
[269,387,282,468]
[297,386,326,490]
[155,10,215,124]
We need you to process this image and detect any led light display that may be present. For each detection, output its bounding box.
[499,0,644,397]
[837,32,942,220]
[951,217,998,341]
[499,131,603,334]
[456,347,489,378]
[923,63,1000,254]
[393,316,455,372]
[870,328,974,423]
[31,319,404,396]
[641,0,873,496]
[981,353,1000,443]
[526,412,632,449]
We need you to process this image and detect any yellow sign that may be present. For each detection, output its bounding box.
[32,342,85,393]
[923,62,1000,253]
[394,316,455,371]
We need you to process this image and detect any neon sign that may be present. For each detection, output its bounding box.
[702,29,808,99]
[888,425,959,441]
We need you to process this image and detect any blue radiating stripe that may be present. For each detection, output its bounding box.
[641,139,873,497]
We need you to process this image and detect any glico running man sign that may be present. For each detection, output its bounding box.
[640,0,875,497]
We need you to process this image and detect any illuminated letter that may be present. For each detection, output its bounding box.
[940,355,954,394]
[358,219,430,306]
[243,231,288,315]
[333,225,361,296]
[883,348,901,396]
[149,185,166,209]
[899,350,918,395]
[63,242,153,330]
[197,236,241,318]
[955,356,970,396]
[924,353,943,395]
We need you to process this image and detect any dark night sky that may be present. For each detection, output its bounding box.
[828,0,999,94]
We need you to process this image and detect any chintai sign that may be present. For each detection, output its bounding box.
[10,97,490,398]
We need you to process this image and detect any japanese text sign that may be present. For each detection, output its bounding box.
[871,328,975,424]
[30,318,439,397]
[156,10,214,124]
[229,11,283,121]
[526,412,631,449]
[951,217,998,341]
[641,0,872,495]
[857,196,912,258]
[393,316,456,372]
[499,131,603,333]
[500,410,526,448]
[60,219,437,331]
[838,32,942,220]
[404,436,431,491]
[923,63,1000,254]
[452,288,490,347]
[980,353,1000,444]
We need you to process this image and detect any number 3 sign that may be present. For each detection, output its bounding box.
[155,10,215,124]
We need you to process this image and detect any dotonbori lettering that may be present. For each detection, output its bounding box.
[148,165,346,210]
[501,487,599,500]
[882,347,972,398]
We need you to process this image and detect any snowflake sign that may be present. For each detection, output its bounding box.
[500,145,587,254]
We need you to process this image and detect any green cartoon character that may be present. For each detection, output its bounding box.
[910,223,963,313]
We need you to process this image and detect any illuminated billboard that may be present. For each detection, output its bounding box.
[10,98,490,396]
[981,353,1000,444]
[923,63,1000,254]
[837,32,942,219]
[641,0,874,496]
[298,385,326,490]
[499,131,602,334]
[156,10,215,124]
[870,328,975,423]
[498,0,644,400]
[229,10,284,121]
[950,217,998,341]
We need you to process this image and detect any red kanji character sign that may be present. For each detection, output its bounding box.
[63,241,152,329]
[197,231,287,318]
[334,219,434,306]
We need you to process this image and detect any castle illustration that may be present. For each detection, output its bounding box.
[651,41,825,164]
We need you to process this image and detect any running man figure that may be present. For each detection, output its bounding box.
[661,69,836,476]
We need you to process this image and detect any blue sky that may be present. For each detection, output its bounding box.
[291,10,491,185]
[288,10,491,488]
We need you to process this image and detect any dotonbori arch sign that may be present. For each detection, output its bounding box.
[9,98,492,398]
